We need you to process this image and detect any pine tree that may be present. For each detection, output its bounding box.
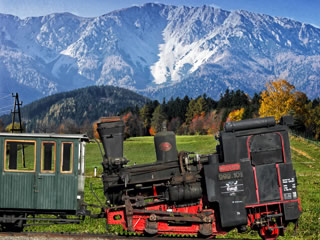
[151,105,167,133]
[185,99,197,124]
[140,105,151,130]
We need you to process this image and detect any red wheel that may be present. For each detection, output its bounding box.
[259,223,280,240]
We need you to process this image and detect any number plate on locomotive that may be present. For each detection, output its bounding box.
[218,171,243,181]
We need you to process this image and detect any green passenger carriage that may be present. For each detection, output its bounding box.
[0,133,89,231]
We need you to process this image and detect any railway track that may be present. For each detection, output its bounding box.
[0,232,256,240]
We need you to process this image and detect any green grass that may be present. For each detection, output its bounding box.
[84,135,216,175]
[25,135,320,239]
[285,136,320,239]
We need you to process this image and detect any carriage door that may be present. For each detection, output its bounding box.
[56,141,78,210]
[1,139,37,209]
[35,140,58,210]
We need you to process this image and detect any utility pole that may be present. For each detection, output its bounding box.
[11,93,24,133]
[11,93,25,168]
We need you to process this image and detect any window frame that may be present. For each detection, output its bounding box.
[60,142,74,174]
[40,141,57,173]
[4,139,37,172]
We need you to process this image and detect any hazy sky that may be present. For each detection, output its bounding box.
[0,0,319,27]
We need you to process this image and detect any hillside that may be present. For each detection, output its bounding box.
[0,3,320,103]
[1,85,149,132]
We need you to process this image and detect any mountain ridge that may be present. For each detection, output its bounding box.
[1,3,319,103]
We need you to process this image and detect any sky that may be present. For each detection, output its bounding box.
[0,0,319,28]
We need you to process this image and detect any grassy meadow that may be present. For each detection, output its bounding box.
[25,135,320,239]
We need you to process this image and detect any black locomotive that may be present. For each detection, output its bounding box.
[98,116,301,239]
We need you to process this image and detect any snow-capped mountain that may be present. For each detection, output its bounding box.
[1,3,320,104]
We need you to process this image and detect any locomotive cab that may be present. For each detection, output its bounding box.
[204,116,301,237]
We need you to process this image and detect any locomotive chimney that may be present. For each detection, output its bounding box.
[97,117,124,160]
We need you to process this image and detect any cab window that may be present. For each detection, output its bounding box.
[249,133,284,165]
[41,141,56,173]
[61,142,73,173]
[4,140,36,172]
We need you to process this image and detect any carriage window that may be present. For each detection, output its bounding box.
[4,140,36,172]
[41,142,56,173]
[61,142,73,173]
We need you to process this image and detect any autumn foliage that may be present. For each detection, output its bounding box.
[226,108,245,122]
[259,79,298,121]
[257,79,320,139]
[149,127,156,136]
[188,111,222,135]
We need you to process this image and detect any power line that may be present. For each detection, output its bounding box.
[0,105,12,110]
[0,94,12,100]
[0,110,11,114]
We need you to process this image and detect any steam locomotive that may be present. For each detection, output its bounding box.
[98,116,301,239]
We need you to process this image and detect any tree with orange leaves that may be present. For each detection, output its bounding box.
[226,108,245,122]
[149,127,156,136]
[259,79,297,121]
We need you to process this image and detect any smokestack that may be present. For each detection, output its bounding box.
[97,117,124,159]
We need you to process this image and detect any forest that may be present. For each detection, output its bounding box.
[106,79,320,140]
[1,79,320,140]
